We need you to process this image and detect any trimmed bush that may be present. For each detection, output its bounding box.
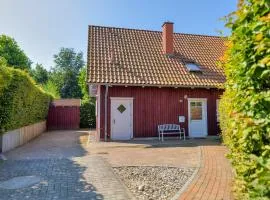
[0,65,52,133]
[80,98,96,128]
[219,0,270,199]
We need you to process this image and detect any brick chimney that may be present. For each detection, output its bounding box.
[162,22,174,55]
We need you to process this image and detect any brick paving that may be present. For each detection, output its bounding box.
[0,159,100,200]
[178,145,234,200]
[0,130,133,200]
[0,157,132,200]
[73,156,133,200]
[1,130,234,200]
[86,140,200,168]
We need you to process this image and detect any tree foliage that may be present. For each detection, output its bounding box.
[0,35,31,71]
[42,80,60,99]
[80,98,96,128]
[78,66,89,99]
[52,48,84,98]
[219,0,270,199]
[54,48,84,74]
[0,33,95,129]
[47,70,65,94]
[60,71,82,98]
[31,63,48,84]
[78,66,96,128]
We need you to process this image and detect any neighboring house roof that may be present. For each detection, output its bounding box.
[87,25,226,88]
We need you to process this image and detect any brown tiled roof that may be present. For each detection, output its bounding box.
[87,25,226,88]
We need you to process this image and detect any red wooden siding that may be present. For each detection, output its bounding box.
[98,86,223,139]
[47,106,80,130]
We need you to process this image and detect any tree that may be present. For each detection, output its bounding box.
[0,57,7,66]
[78,66,96,128]
[78,66,89,99]
[31,63,48,84]
[47,70,65,94]
[53,48,84,75]
[51,48,84,98]
[60,71,82,98]
[42,80,60,99]
[0,35,31,70]
[219,0,270,199]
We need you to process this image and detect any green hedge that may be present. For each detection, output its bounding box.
[219,0,270,199]
[0,65,52,133]
[80,98,96,128]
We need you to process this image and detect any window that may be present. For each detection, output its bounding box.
[190,102,203,120]
[185,62,201,72]
[117,104,126,113]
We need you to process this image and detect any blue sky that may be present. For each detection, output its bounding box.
[1,0,237,70]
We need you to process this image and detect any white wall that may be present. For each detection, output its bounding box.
[1,121,46,152]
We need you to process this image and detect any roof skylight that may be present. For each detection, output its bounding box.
[185,62,201,72]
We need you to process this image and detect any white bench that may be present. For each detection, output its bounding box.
[158,124,185,141]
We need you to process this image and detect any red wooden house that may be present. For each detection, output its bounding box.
[87,22,226,140]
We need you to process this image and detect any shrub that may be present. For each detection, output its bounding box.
[78,66,96,128]
[219,0,270,199]
[80,98,96,128]
[0,65,52,133]
[42,80,60,99]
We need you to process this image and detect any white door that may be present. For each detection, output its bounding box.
[188,99,207,137]
[111,98,133,140]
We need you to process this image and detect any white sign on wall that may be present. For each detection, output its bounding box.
[89,85,97,97]
[178,116,185,123]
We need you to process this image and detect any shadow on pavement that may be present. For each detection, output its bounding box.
[103,137,222,149]
[0,130,104,200]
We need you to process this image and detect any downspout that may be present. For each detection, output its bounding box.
[104,84,109,142]
[0,134,2,153]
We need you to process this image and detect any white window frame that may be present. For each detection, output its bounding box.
[188,98,208,137]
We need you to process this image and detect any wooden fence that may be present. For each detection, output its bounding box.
[47,106,80,130]
[1,121,46,153]
[47,99,81,130]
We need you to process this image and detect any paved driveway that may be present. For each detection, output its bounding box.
[86,139,201,168]
[86,136,234,200]
[0,130,233,200]
[1,130,132,200]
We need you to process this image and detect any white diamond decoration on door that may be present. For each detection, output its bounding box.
[117,104,126,113]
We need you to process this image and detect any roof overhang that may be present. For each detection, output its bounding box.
[87,82,224,90]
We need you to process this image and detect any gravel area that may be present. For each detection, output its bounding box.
[113,166,195,200]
